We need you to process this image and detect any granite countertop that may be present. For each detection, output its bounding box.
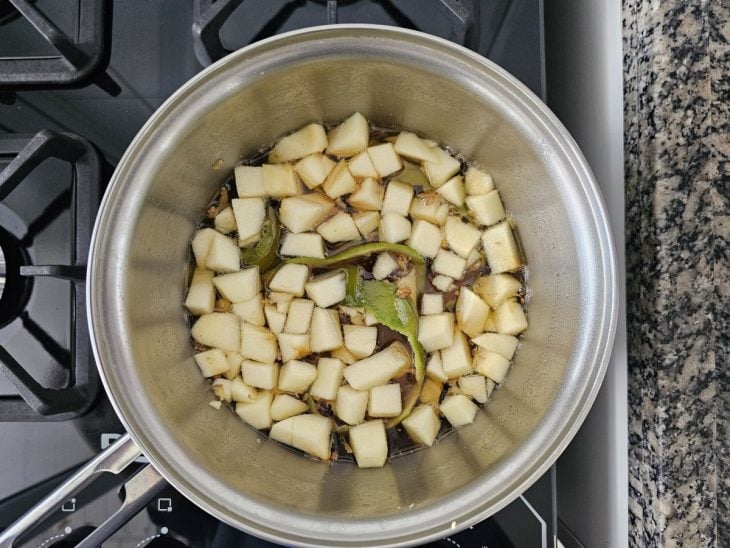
[623,0,727,546]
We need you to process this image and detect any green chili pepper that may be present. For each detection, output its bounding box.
[342,266,426,427]
[241,205,280,272]
[287,242,426,296]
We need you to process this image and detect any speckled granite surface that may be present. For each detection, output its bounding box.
[623,0,728,546]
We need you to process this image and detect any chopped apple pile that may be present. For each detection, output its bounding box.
[185,113,528,468]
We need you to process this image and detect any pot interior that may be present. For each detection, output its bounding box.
[90,27,614,546]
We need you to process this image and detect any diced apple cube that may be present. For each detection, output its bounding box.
[317,212,360,243]
[240,323,278,363]
[347,150,379,178]
[224,351,243,379]
[403,404,441,446]
[304,271,346,308]
[294,153,335,189]
[353,211,380,238]
[327,112,369,157]
[439,394,478,427]
[235,390,273,430]
[484,310,497,332]
[481,221,522,273]
[262,164,300,197]
[372,252,398,280]
[310,307,343,353]
[381,181,414,216]
[367,143,403,178]
[280,232,325,258]
[343,325,378,359]
[421,293,443,315]
[242,360,279,390]
[191,312,240,352]
[213,267,260,303]
[393,131,438,163]
[310,357,345,400]
[214,206,237,234]
[264,304,286,333]
[471,333,519,360]
[379,213,411,243]
[322,160,357,199]
[444,216,481,258]
[368,384,402,418]
[473,349,511,383]
[407,219,441,258]
[191,228,216,267]
[278,195,332,233]
[270,414,333,460]
[464,167,494,195]
[418,313,455,352]
[422,147,461,188]
[269,123,327,163]
[212,377,232,402]
[205,231,241,272]
[474,273,522,308]
[276,299,291,314]
[419,377,443,405]
[349,420,388,468]
[271,394,309,421]
[231,197,266,245]
[283,298,315,334]
[456,288,489,338]
[426,352,448,382]
[194,349,229,377]
[440,330,473,379]
[409,193,449,225]
[348,177,383,211]
[230,376,257,402]
[436,175,465,206]
[336,385,369,425]
[466,190,505,227]
[277,333,311,362]
[432,275,454,292]
[331,346,358,364]
[494,300,528,335]
[458,375,488,403]
[433,249,466,279]
[185,268,215,315]
[343,343,411,390]
[278,359,317,393]
[364,311,378,326]
[270,393,308,421]
[268,265,308,299]
[234,165,266,197]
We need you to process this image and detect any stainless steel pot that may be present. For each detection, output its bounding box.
[1,25,617,547]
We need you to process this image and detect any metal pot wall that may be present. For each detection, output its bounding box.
[2,25,617,547]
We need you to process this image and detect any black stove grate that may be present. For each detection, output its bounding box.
[192,0,479,66]
[0,0,120,96]
[0,130,102,421]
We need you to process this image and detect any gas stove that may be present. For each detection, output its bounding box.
[0,2,627,547]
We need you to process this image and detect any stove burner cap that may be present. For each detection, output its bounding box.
[0,226,32,327]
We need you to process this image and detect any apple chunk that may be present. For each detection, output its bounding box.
[194,349,229,377]
[213,267,260,303]
[343,343,410,390]
[305,271,347,308]
[327,112,369,158]
[294,153,335,189]
[464,167,494,195]
[310,357,345,401]
[317,212,360,243]
[368,384,402,418]
[280,232,325,259]
[481,221,522,274]
[234,165,266,198]
[367,143,402,178]
[235,390,273,430]
[393,131,437,163]
[343,325,378,359]
[335,385,369,425]
[494,300,528,335]
[269,264,310,297]
[270,394,308,421]
[262,164,300,197]
[270,414,333,460]
[455,287,489,338]
[348,178,383,211]
[205,231,241,273]
[439,394,478,427]
[232,198,266,245]
[310,307,343,353]
[474,349,511,383]
[417,313,454,352]
[471,332,519,360]
[403,404,441,446]
[269,123,327,163]
[185,268,215,315]
[278,359,317,393]
[240,323,278,363]
[278,195,333,233]
[422,147,460,188]
[191,312,240,352]
[349,420,388,468]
